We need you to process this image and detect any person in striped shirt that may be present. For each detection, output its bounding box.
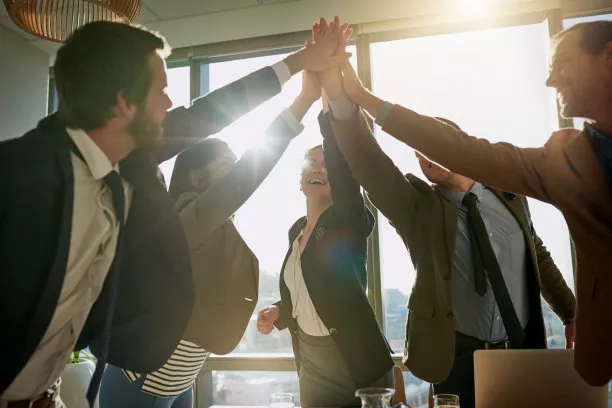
[98,65,326,408]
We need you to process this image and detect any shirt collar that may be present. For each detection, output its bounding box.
[439,181,484,205]
[66,127,118,180]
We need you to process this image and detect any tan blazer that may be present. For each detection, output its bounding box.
[377,104,612,386]
[329,111,576,383]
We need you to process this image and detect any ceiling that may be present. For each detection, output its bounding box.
[0,0,300,55]
[1,0,611,59]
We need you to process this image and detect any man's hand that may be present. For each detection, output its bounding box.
[564,320,575,349]
[284,17,351,74]
[257,305,280,335]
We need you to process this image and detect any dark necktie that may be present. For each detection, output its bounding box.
[463,192,525,348]
[86,170,126,407]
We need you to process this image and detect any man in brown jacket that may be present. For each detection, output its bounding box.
[327,19,612,388]
[317,69,575,406]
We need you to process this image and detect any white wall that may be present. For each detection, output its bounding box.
[0,25,49,141]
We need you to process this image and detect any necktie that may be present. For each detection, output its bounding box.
[86,170,126,407]
[463,192,525,348]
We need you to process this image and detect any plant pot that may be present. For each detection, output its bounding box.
[60,359,99,408]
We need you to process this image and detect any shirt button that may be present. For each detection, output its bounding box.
[446,312,454,319]
[330,328,338,334]
[489,233,493,237]
[497,316,501,320]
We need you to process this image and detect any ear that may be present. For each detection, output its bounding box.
[114,90,138,120]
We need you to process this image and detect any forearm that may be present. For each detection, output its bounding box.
[179,113,300,242]
[289,94,316,123]
[349,87,384,119]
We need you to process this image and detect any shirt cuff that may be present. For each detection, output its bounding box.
[280,108,305,135]
[328,92,357,120]
[270,61,291,88]
[374,101,394,127]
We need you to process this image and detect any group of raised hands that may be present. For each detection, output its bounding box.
[284,16,367,108]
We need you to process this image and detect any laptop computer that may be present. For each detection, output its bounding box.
[474,349,608,408]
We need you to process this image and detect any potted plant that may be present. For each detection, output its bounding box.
[60,349,99,408]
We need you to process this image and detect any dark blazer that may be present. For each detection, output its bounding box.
[178,112,298,354]
[0,66,282,393]
[379,105,610,386]
[328,110,576,384]
[274,111,395,389]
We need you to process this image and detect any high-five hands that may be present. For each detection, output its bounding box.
[284,16,352,74]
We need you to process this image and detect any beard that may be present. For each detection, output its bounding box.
[127,106,164,149]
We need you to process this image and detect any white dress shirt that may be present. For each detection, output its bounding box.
[2,128,132,400]
[284,231,330,337]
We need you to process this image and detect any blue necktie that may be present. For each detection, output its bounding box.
[86,170,125,407]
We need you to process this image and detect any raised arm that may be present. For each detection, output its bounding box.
[318,67,421,230]
[319,109,372,234]
[339,62,556,203]
[156,23,353,163]
[179,73,319,248]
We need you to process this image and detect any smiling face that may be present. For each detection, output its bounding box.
[300,146,331,201]
[546,27,612,121]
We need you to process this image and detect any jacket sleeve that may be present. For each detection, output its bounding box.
[534,230,576,324]
[273,299,291,331]
[319,110,373,236]
[179,111,300,250]
[329,108,424,232]
[155,66,283,163]
[381,104,556,203]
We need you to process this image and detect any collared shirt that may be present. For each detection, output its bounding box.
[2,128,132,400]
[438,183,529,342]
[284,231,330,337]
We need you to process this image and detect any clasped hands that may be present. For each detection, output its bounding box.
[297,16,365,107]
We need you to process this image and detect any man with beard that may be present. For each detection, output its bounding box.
[331,20,612,387]
[0,19,348,408]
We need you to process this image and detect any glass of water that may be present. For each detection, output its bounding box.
[433,393,460,407]
[269,393,294,408]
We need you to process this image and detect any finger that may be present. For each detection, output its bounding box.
[319,17,328,32]
[343,27,353,40]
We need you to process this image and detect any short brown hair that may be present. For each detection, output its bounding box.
[554,20,612,55]
[53,21,171,130]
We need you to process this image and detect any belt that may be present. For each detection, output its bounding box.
[455,331,512,350]
[0,379,61,408]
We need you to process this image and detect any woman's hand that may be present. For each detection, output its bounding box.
[256,305,280,335]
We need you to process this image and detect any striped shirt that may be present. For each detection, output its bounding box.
[124,339,210,397]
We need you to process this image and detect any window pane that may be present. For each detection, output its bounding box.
[370,22,573,353]
[562,13,612,130]
[182,48,356,355]
[158,65,192,183]
[212,371,299,406]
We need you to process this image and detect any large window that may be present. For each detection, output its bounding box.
[370,20,574,354]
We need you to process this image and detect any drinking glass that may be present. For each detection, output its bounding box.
[433,393,460,407]
[269,393,294,408]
